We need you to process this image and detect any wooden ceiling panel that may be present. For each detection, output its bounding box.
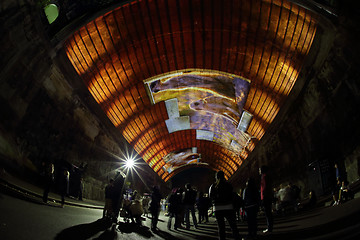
[65,0,317,181]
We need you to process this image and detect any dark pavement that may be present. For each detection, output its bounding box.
[1,168,360,240]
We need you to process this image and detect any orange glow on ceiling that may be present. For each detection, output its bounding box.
[65,0,317,181]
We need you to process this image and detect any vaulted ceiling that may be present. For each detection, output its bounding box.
[64,0,317,181]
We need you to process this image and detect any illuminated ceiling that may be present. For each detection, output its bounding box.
[64,0,317,181]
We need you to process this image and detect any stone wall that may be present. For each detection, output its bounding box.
[231,1,360,197]
[0,0,132,201]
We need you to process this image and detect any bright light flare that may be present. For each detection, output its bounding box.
[125,157,135,169]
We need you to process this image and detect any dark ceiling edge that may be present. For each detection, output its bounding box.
[50,0,135,49]
[228,13,337,184]
[49,0,337,50]
[288,0,338,19]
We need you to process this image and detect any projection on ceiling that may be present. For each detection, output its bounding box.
[145,70,252,158]
[162,147,208,173]
[64,0,317,181]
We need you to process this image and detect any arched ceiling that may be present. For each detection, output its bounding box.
[64,0,317,181]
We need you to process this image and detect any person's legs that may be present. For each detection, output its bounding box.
[190,205,198,228]
[43,179,52,203]
[151,214,157,229]
[184,205,191,228]
[151,209,159,230]
[198,208,202,223]
[168,213,173,229]
[43,188,49,203]
[263,199,273,232]
[246,207,258,238]
[215,211,226,240]
[224,210,240,240]
[78,188,83,200]
[175,210,184,229]
[61,192,65,207]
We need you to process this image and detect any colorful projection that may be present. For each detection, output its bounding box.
[162,148,208,173]
[145,70,251,154]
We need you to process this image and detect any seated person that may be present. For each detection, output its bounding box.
[302,190,317,210]
[277,184,292,213]
[339,180,354,203]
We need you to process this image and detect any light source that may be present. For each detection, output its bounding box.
[125,157,135,169]
[44,4,59,24]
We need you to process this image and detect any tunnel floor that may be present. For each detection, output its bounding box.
[1,170,360,240]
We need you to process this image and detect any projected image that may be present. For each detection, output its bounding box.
[146,70,251,153]
[162,148,207,173]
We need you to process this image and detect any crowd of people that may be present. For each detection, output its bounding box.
[97,162,356,240]
[41,161,85,207]
[331,163,355,206]
[99,167,271,240]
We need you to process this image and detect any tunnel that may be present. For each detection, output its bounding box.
[1,0,360,239]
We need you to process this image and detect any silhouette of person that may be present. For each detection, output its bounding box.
[209,171,240,240]
[259,165,273,234]
[42,162,54,203]
[303,190,317,210]
[183,183,198,229]
[243,177,260,239]
[167,188,182,230]
[103,179,114,218]
[59,169,70,207]
[78,177,83,201]
[197,192,211,223]
[149,186,162,231]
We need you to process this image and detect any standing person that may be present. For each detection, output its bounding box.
[209,171,240,240]
[176,188,185,229]
[59,169,70,207]
[129,190,143,225]
[334,163,342,181]
[197,192,205,223]
[259,165,273,234]
[111,172,125,222]
[149,186,162,231]
[243,177,260,240]
[203,193,211,223]
[332,163,345,206]
[167,188,182,230]
[103,179,114,219]
[233,191,243,222]
[197,192,211,223]
[183,183,198,229]
[142,195,150,217]
[42,162,55,203]
[78,177,83,201]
